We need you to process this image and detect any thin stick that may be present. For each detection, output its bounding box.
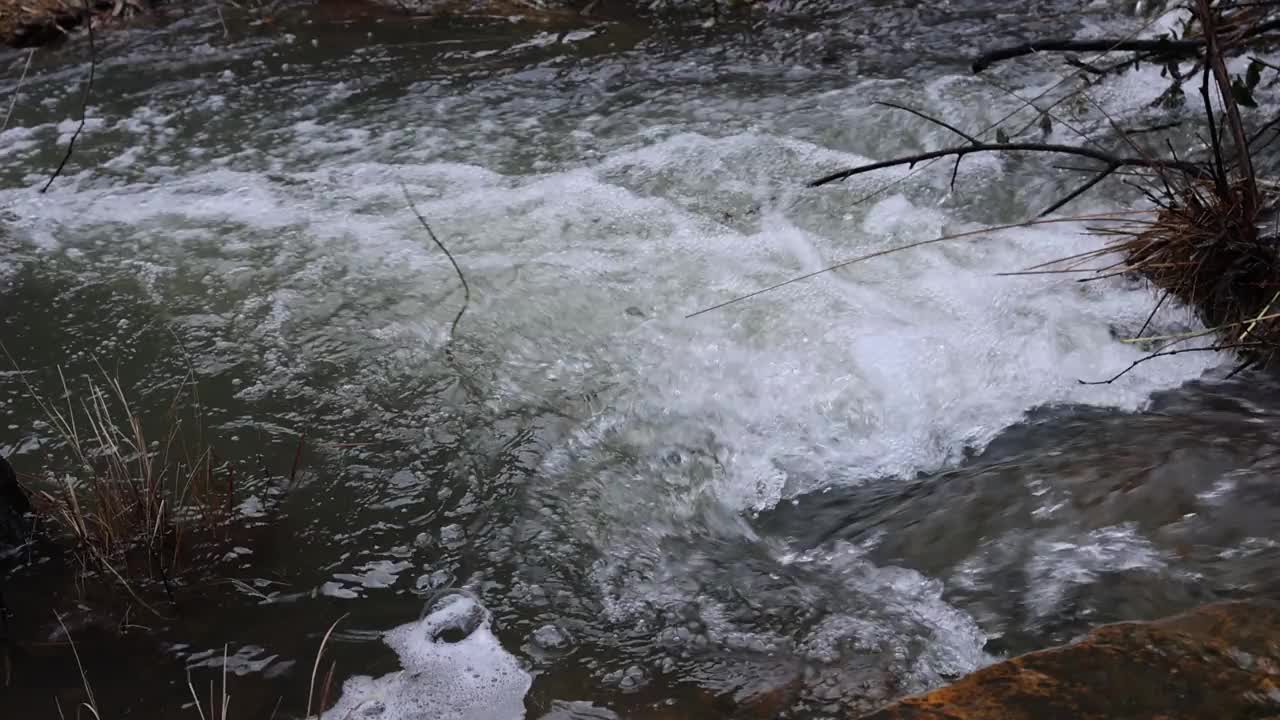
[1198,0,1258,214]
[809,141,1207,188]
[1040,164,1119,216]
[1079,342,1256,385]
[686,212,1153,318]
[1136,289,1172,340]
[875,101,980,145]
[813,15,1167,217]
[400,184,470,340]
[973,37,1206,73]
[1,49,35,135]
[42,0,96,194]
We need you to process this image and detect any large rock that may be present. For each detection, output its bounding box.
[0,455,32,556]
[860,600,1280,720]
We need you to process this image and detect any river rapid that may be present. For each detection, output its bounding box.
[3,1,1280,718]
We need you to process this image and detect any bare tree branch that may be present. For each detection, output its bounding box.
[1079,342,1257,385]
[1199,0,1257,214]
[973,15,1280,74]
[808,142,1209,190]
[400,184,470,342]
[973,38,1204,73]
[875,101,980,145]
[41,0,94,194]
[1040,164,1119,216]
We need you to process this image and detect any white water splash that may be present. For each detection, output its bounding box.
[323,593,531,720]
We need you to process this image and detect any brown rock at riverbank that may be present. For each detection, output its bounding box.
[860,600,1280,720]
[0,0,151,48]
[0,0,80,47]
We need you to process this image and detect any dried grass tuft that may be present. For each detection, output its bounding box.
[19,366,234,607]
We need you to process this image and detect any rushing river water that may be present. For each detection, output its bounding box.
[4,1,1280,718]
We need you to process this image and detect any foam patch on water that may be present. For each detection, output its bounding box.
[1024,524,1169,618]
[323,592,531,720]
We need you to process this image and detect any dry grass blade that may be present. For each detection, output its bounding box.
[306,614,348,718]
[5,355,233,607]
[186,669,209,720]
[55,612,101,720]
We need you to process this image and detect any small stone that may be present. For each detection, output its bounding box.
[532,624,571,650]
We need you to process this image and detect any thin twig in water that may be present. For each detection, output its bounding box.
[1136,289,1172,340]
[685,211,1155,318]
[2,49,35,135]
[42,0,96,194]
[875,101,980,145]
[808,141,1207,189]
[400,184,470,341]
[1079,343,1257,385]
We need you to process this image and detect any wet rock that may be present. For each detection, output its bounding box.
[859,600,1280,720]
[532,623,572,650]
[0,455,32,556]
[421,590,487,643]
[758,382,1280,654]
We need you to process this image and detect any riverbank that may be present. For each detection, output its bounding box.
[0,0,766,47]
[0,0,150,48]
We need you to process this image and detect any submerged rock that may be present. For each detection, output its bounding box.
[0,455,32,556]
[860,600,1280,720]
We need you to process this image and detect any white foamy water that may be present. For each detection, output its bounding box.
[323,593,531,720]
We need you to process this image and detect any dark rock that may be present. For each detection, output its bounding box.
[420,590,488,644]
[0,455,33,556]
[859,600,1280,720]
